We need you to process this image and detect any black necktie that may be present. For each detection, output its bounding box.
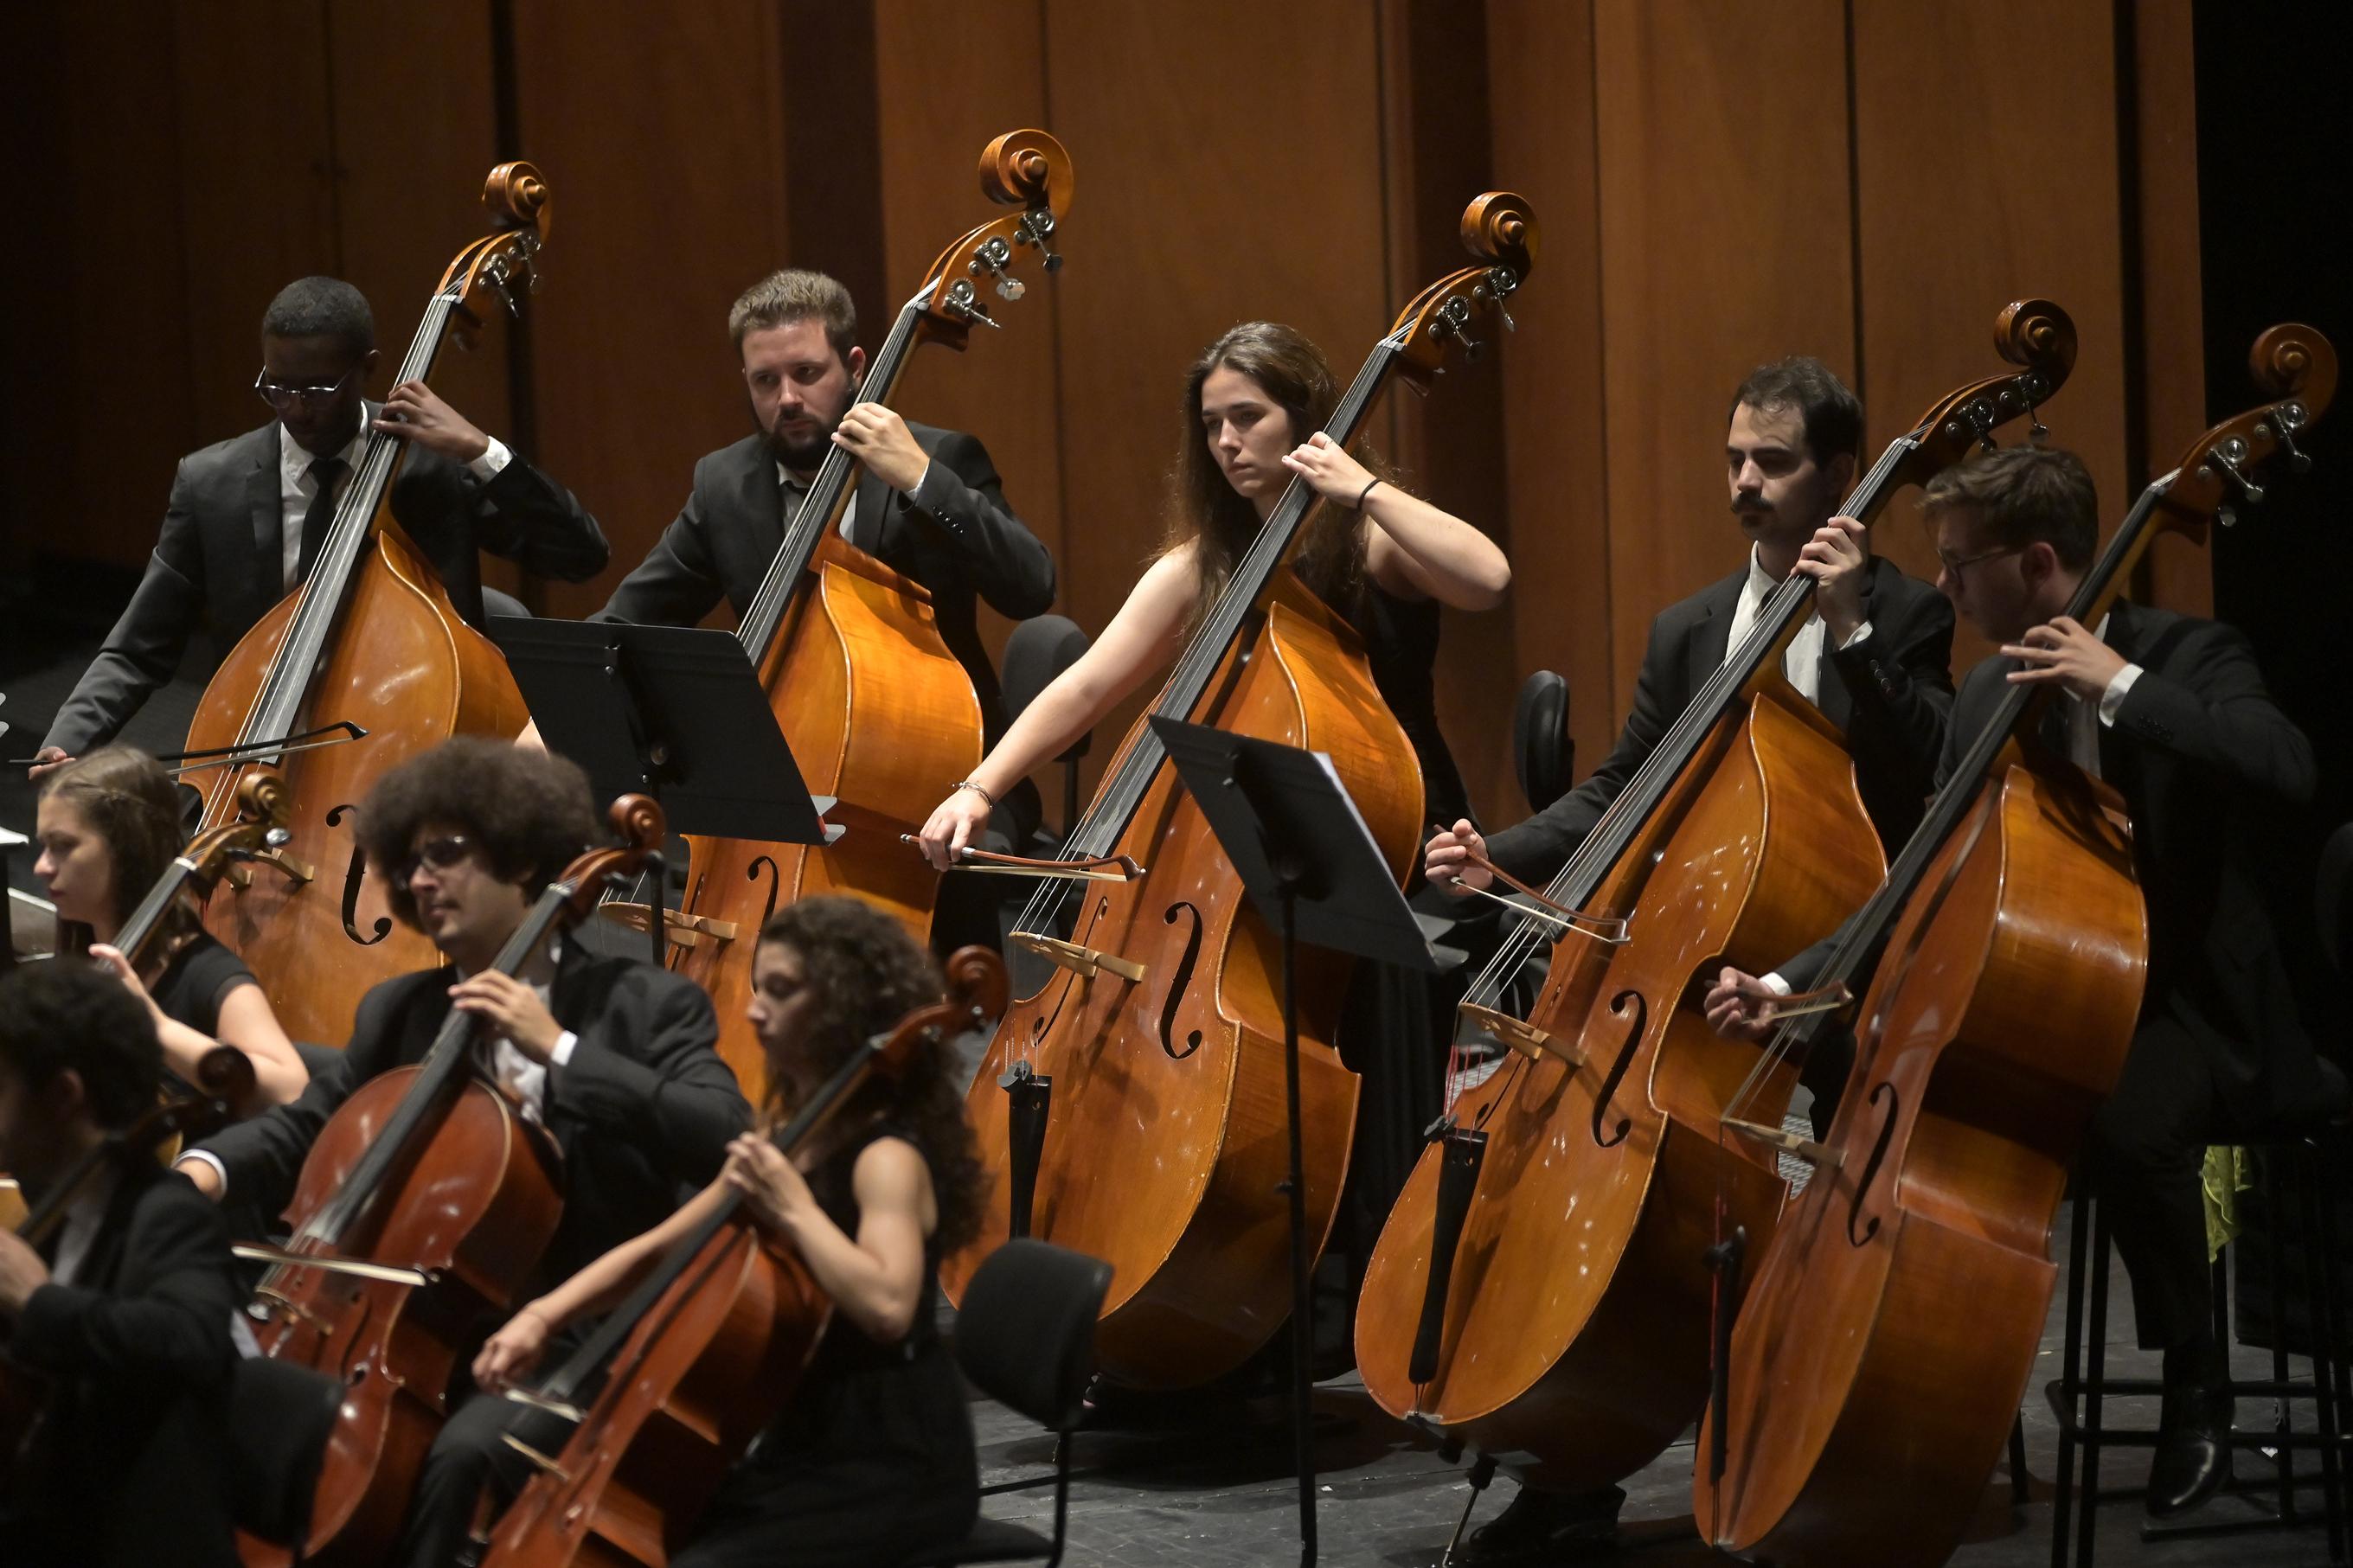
[295,456,348,584]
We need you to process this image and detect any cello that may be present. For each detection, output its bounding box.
[941,193,1536,1390]
[1696,323,2336,1568]
[234,794,665,1568]
[475,946,1008,1568]
[1353,301,2078,1487]
[622,130,1069,1103]
[188,163,553,1047]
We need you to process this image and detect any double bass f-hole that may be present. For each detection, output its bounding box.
[327,803,391,946]
[1590,989,1645,1148]
[1157,901,1205,1059]
[1847,1081,1900,1247]
[747,855,783,929]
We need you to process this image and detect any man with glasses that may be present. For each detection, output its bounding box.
[29,275,608,779]
[174,735,750,1568]
[1415,356,1956,1565]
[1708,444,2333,1520]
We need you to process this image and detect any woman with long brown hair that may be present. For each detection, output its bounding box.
[32,745,307,1110]
[915,318,1510,861]
[471,894,986,1565]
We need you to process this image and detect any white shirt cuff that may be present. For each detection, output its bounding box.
[2097,662,2143,726]
[176,1149,229,1198]
[1835,620,1872,651]
[467,435,513,480]
[549,1030,579,1067]
[1760,972,1792,996]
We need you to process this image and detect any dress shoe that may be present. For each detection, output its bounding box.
[1457,1483,1625,1565]
[2146,1382,2233,1518]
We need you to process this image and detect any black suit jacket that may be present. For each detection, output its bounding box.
[593,424,1055,743]
[43,419,610,757]
[196,943,750,1290]
[1782,600,2322,1127]
[5,1162,242,1568]
[1486,555,1954,880]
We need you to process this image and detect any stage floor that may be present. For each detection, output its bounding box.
[957,1213,2341,1566]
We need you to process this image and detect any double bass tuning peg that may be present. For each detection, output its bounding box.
[969,237,1025,303]
[1015,208,1064,275]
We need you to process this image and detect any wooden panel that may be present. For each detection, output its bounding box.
[1485,0,1613,806]
[1591,0,1857,729]
[170,2,340,456]
[1040,0,1394,800]
[508,0,792,619]
[1850,0,2130,672]
[4,0,196,573]
[326,1,517,591]
[2128,0,2211,618]
[871,0,1058,637]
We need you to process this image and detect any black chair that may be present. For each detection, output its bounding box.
[2046,831,2353,1564]
[999,616,1093,848]
[481,586,532,622]
[1511,669,1574,814]
[904,1238,1112,1566]
[227,1354,342,1555]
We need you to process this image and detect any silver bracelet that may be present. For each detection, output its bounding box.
[953,780,997,810]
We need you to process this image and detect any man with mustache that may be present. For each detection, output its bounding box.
[1418,356,1955,1565]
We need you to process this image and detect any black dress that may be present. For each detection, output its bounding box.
[672,1123,980,1568]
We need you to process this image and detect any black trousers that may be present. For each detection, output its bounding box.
[2087,1013,2243,1353]
[391,1390,535,1568]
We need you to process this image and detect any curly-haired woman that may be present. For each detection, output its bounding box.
[473,894,986,1565]
[34,745,306,1111]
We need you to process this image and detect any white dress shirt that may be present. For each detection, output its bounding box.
[1721,545,1869,705]
[279,406,510,591]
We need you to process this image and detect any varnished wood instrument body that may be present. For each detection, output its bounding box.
[949,575,1420,1387]
[1696,323,2336,1567]
[1696,757,2141,1565]
[478,950,1008,1568]
[190,164,551,1049]
[1357,300,2082,1483]
[240,797,665,1568]
[662,131,1070,1102]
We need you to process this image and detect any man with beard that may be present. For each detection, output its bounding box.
[588,267,1055,746]
[1416,356,1956,1565]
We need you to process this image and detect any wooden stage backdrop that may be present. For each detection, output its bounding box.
[4,0,2210,825]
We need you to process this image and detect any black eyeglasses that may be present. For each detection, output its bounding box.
[1935,542,2026,577]
[395,835,476,884]
[254,365,362,413]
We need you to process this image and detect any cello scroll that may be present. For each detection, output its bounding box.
[2163,322,2337,534]
[1391,190,1538,380]
[555,794,670,924]
[439,159,555,343]
[915,129,1074,344]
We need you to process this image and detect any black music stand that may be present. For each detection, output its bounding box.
[1151,717,1445,1568]
[492,619,837,963]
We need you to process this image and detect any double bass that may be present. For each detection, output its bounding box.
[626,130,1069,1102]
[234,795,665,1568]
[477,948,1008,1568]
[943,194,1536,1389]
[188,164,553,1047]
[1353,301,2078,1485]
[1696,323,2335,1568]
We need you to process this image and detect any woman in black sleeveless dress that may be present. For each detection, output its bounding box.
[474,894,984,1565]
[33,744,308,1112]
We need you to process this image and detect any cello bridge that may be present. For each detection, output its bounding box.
[501,1433,574,1482]
[1721,1117,1843,1169]
[596,902,739,950]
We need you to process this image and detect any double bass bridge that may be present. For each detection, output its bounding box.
[1011,931,1146,984]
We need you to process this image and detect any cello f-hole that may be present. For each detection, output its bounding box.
[1847,1081,1899,1247]
[1589,989,1645,1149]
[1158,901,1205,1059]
[327,803,392,946]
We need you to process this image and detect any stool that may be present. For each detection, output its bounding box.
[2046,1130,2350,1565]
